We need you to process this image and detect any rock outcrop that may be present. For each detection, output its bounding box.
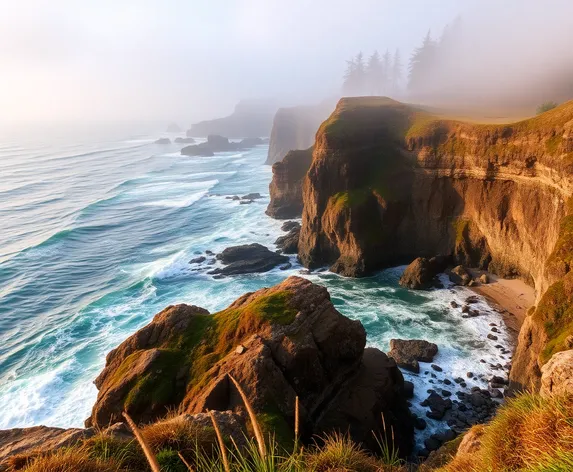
[540,349,573,397]
[266,104,332,165]
[187,100,276,138]
[87,277,414,455]
[275,223,301,254]
[399,256,449,289]
[0,426,94,465]
[266,148,313,219]
[296,96,573,389]
[209,243,289,275]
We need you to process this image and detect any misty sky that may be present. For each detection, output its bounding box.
[1,0,572,123]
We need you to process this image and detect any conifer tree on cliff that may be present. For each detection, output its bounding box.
[408,30,437,95]
[391,49,403,96]
[366,51,383,95]
[342,52,367,96]
[382,49,392,94]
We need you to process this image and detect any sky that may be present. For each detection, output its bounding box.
[0,0,571,124]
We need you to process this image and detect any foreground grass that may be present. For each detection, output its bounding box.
[437,393,573,472]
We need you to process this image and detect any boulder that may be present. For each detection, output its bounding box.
[388,339,439,373]
[399,258,435,290]
[208,243,289,275]
[448,265,472,286]
[275,226,301,254]
[540,349,573,397]
[189,256,206,264]
[154,137,171,144]
[87,277,414,456]
[399,256,450,289]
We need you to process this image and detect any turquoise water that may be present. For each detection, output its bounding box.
[0,124,511,437]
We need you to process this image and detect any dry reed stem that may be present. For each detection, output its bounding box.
[208,409,230,472]
[122,411,161,472]
[229,375,267,459]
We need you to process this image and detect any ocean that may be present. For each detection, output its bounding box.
[0,123,512,441]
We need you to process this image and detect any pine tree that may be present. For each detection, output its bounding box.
[408,30,437,94]
[382,50,392,94]
[366,51,383,95]
[342,52,367,96]
[391,49,403,95]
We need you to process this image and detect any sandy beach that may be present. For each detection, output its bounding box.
[469,271,536,337]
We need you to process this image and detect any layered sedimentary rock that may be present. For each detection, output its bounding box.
[297,96,573,390]
[87,276,413,455]
[266,104,332,165]
[187,100,276,138]
[266,148,313,218]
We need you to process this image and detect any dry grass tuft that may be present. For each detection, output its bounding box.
[142,413,216,456]
[19,449,120,472]
[305,433,381,472]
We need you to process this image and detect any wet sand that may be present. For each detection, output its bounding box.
[469,271,536,337]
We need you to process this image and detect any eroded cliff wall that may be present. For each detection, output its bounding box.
[297,96,573,390]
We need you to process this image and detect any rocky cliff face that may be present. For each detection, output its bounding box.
[187,100,276,138]
[266,148,313,219]
[88,276,413,455]
[297,96,573,389]
[265,104,331,165]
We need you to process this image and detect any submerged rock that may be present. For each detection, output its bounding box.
[209,243,289,275]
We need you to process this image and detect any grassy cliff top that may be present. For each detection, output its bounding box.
[320,96,573,143]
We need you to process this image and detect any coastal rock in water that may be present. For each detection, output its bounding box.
[209,243,289,275]
[87,277,414,455]
[388,339,438,373]
[399,256,448,289]
[241,192,262,200]
[275,226,300,254]
[540,349,573,397]
[174,137,196,143]
[281,221,301,232]
[267,148,313,219]
[154,137,171,144]
[449,266,472,286]
[0,426,94,464]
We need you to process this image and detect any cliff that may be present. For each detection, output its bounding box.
[266,148,313,219]
[187,99,276,138]
[87,276,413,455]
[297,96,573,390]
[265,103,332,165]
